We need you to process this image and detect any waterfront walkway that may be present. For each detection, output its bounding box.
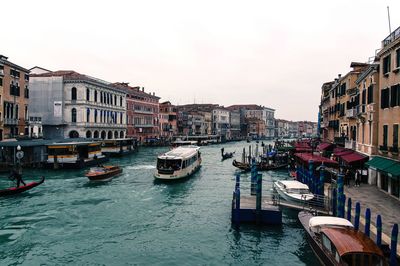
[344,184,400,256]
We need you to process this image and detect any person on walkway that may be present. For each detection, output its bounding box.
[8,169,26,188]
[355,170,361,187]
[345,169,350,187]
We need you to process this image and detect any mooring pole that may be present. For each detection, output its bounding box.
[337,171,344,218]
[256,173,262,224]
[347,197,352,222]
[251,158,257,195]
[319,163,325,196]
[354,202,360,231]
[376,215,382,247]
[390,224,398,266]
[365,208,371,237]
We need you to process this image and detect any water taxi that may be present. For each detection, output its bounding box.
[47,141,108,169]
[155,146,201,180]
[274,180,314,203]
[85,165,122,181]
[101,138,137,157]
[298,211,385,266]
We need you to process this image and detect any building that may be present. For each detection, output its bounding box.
[114,83,160,143]
[355,63,380,156]
[367,26,400,199]
[229,110,241,140]
[212,107,230,141]
[246,117,266,138]
[0,55,30,139]
[264,107,275,138]
[275,119,290,138]
[159,101,177,140]
[176,104,216,137]
[288,121,298,138]
[29,70,127,139]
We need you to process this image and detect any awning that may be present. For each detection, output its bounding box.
[384,163,400,178]
[334,150,354,156]
[341,152,368,165]
[317,142,333,151]
[294,153,339,167]
[365,156,397,171]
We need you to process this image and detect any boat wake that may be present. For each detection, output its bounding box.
[126,165,156,170]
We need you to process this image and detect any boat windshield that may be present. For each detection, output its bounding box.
[157,159,182,171]
[341,253,384,266]
[89,167,105,173]
[287,188,310,194]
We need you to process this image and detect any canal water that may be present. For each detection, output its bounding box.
[0,141,319,265]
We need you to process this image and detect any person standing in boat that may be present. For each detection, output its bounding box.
[9,169,26,188]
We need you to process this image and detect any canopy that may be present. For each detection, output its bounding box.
[294,153,339,167]
[341,152,368,165]
[366,156,400,178]
[334,150,354,156]
[317,142,333,151]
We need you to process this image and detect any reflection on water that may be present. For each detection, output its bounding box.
[0,141,319,265]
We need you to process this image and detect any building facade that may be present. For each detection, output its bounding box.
[159,101,177,140]
[229,110,241,140]
[212,107,230,140]
[0,55,30,139]
[114,83,160,143]
[30,70,126,139]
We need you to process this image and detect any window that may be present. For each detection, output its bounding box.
[0,78,2,86]
[383,125,388,148]
[94,109,98,123]
[390,85,399,107]
[397,48,400,69]
[71,108,77,123]
[383,54,391,74]
[381,88,390,109]
[87,108,90,122]
[71,87,77,100]
[394,125,399,148]
[94,90,98,102]
[367,85,373,104]
[120,96,123,106]
[86,88,90,101]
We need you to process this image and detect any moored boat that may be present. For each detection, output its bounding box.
[85,165,122,181]
[232,159,288,171]
[274,180,314,203]
[155,146,201,180]
[298,211,386,266]
[0,176,45,197]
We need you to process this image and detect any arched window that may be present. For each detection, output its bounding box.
[87,108,90,122]
[120,131,124,138]
[100,92,103,103]
[120,96,123,106]
[69,130,79,138]
[114,131,118,138]
[86,131,92,138]
[114,95,117,106]
[71,87,77,100]
[93,130,99,138]
[120,113,123,124]
[71,108,77,123]
[86,88,90,101]
[107,131,113,139]
[15,105,19,119]
[94,90,98,102]
[94,109,98,123]
[101,130,106,139]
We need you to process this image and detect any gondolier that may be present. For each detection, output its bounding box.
[9,169,26,188]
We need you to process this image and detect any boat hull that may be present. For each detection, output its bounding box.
[0,177,45,197]
[232,160,288,171]
[86,167,122,181]
[154,163,201,181]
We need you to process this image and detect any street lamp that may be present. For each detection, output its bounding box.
[15,145,24,174]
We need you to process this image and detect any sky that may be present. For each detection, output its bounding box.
[2,0,400,121]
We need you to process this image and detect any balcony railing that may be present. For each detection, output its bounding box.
[382,26,400,48]
[346,108,358,118]
[4,118,18,125]
[0,69,4,76]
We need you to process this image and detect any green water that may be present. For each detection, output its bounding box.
[0,141,319,265]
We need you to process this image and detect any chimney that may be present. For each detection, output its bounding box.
[153,92,155,96]
[338,74,341,79]
[142,87,144,92]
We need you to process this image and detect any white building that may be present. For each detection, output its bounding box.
[212,107,230,140]
[29,70,126,139]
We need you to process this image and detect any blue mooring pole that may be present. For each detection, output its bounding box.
[354,202,360,231]
[337,171,344,218]
[365,208,371,237]
[347,197,352,222]
[256,173,262,224]
[251,158,257,195]
[332,188,337,217]
[235,173,240,191]
[235,187,241,226]
[390,224,398,266]
[341,194,346,218]
[376,215,382,248]
[319,163,325,196]
[308,160,314,193]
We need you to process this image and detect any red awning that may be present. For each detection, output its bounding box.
[334,150,354,156]
[341,153,368,164]
[333,147,346,154]
[317,142,333,151]
[294,153,339,167]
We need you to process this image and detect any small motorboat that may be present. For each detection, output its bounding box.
[0,176,45,197]
[298,211,385,266]
[274,180,314,203]
[85,165,122,181]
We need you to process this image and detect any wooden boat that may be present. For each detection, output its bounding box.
[221,148,234,160]
[274,180,314,203]
[0,176,45,197]
[298,211,386,266]
[232,159,288,171]
[85,165,122,181]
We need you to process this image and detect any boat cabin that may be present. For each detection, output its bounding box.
[101,138,137,156]
[47,141,108,168]
[309,216,354,234]
[319,227,385,266]
[277,180,311,195]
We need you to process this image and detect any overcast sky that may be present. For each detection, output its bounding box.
[3,0,400,121]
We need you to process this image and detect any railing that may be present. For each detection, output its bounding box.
[382,25,400,48]
[346,108,358,118]
[345,140,356,150]
[4,118,18,125]
[389,146,398,154]
[0,69,4,76]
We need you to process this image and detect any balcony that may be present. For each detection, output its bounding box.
[379,145,388,152]
[382,25,400,48]
[389,146,399,154]
[0,69,4,76]
[345,140,356,150]
[346,108,358,118]
[4,118,18,125]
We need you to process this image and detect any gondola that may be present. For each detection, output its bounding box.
[221,152,234,160]
[0,176,45,197]
[85,165,122,181]
[232,159,288,171]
